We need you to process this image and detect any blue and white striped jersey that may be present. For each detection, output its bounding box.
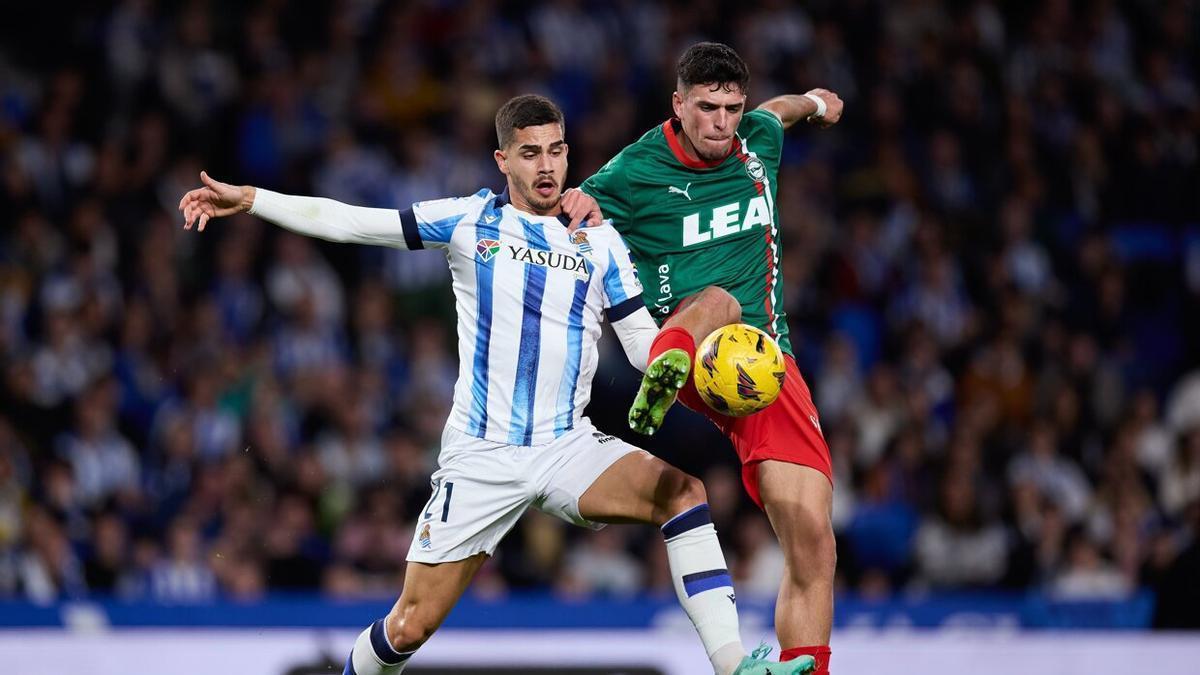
[399,188,644,446]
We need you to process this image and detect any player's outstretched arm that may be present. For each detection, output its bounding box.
[757,88,844,130]
[179,171,414,249]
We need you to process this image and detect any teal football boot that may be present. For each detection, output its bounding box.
[732,643,816,675]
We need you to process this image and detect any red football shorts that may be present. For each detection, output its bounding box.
[678,354,833,509]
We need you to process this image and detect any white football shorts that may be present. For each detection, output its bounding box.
[406,418,642,564]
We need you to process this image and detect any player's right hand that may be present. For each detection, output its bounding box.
[805,88,843,127]
[562,187,604,232]
[178,171,254,231]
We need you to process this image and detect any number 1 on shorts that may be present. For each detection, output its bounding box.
[422,480,455,523]
[440,481,454,522]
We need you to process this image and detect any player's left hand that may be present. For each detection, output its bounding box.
[805,88,843,127]
[562,187,604,232]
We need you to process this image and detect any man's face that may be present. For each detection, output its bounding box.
[494,123,568,214]
[673,83,746,161]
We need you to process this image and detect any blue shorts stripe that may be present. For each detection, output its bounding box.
[682,568,733,597]
[343,654,357,675]
[661,503,712,539]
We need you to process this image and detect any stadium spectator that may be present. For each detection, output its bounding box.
[149,518,217,603]
[564,527,645,598]
[1007,420,1091,523]
[913,470,1008,589]
[1050,528,1132,600]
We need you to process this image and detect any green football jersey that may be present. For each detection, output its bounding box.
[582,108,791,354]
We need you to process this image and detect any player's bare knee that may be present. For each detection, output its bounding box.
[698,286,741,325]
[385,607,436,651]
[678,473,708,509]
[657,469,708,524]
[780,503,836,585]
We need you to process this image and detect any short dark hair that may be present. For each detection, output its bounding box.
[495,94,565,149]
[676,42,750,95]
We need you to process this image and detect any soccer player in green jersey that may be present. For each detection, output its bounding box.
[582,43,844,673]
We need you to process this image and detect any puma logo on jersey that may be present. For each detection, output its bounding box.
[667,183,692,200]
[682,196,773,246]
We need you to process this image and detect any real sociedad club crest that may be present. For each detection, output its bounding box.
[418,523,432,549]
[745,156,766,183]
[570,229,593,255]
[476,239,501,262]
[570,230,595,276]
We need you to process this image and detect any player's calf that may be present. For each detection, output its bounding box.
[759,462,836,673]
[344,556,483,674]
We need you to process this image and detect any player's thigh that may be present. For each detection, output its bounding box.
[577,450,703,525]
[757,460,835,570]
[534,422,699,527]
[731,355,832,504]
[547,425,702,526]
[664,286,741,339]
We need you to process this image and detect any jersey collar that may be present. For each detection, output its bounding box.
[496,187,571,227]
[662,118,735,169]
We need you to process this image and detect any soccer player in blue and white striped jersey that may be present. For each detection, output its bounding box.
[179,95,813,675]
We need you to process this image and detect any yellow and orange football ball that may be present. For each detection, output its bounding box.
[693,324,786,417]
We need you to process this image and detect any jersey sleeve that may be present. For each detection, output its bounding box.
[399,190,492,250]
[580,155,633,227]
[599,228,645,321]
[743,108,785,165]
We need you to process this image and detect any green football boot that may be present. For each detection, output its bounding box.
[627,348,691,435]
[731,643,816,675]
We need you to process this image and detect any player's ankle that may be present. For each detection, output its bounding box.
[648,326,696,366]
[781,645,830,674]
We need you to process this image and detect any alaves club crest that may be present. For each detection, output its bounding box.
[745,156,766,183]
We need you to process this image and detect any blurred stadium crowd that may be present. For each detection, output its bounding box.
[1,0,1199,628]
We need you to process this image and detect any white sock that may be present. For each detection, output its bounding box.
[344,618,415,675]
[662,504,746,675]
